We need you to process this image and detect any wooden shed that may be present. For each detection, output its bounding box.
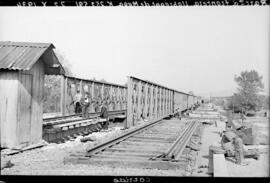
[0,41,65,149]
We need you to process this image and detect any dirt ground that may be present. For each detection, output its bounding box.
[0,121,186,176]
[192,106,269,177]
[226,116,269,177]
[192,120,224,176]
[1,108,269,177]
[243,116,269,145]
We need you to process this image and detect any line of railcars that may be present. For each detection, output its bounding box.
[59,75,200,117]
[172,90,200,114]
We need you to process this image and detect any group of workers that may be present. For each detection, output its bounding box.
[72,89,109,129]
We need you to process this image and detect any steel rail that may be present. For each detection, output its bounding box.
[167,121,197,158]
[43,117,83,127]
[187,116,220,120]
[150,121,197,160]
[43,109,126,122]
[173,121,199,160]
[43,110,127,121]
[86,114,174,157]
[43,114,78,121]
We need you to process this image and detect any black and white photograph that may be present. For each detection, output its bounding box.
[0,0,269,178]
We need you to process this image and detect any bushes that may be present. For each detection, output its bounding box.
[43,75,61,113]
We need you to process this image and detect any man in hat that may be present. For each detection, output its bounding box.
[232,137,248,165]
[100,101,109,130]
[73,89,82,114]
[81,92,91,118]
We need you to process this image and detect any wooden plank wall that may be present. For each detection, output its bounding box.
[17,73,33,146]
[0,71,19,148]
[0,59,45,149]
[21,59,45,146]
[126,76,174,128]
[60,76,127,115]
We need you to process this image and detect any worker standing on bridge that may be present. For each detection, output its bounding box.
[100,101,109,130]
[73,89,82,114]
[82,92,90,118]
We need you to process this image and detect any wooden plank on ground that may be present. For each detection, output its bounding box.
[244,145,269,153]
[64,156,186,170]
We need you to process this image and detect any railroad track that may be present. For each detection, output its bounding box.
[42,110,126,143]
[43,110,126,126]
[65,116,201,171]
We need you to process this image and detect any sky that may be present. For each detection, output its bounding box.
[0,7,269,97]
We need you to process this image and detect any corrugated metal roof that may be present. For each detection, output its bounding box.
[0,41,54,70]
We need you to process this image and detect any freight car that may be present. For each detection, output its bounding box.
[172,90,200,114]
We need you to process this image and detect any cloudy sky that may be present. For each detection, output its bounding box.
[0,7,269,97]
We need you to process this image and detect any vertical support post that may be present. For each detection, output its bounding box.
[159,87,162,118]
[154,86,158,120]
[101,84,104,101]
[91,82,95,99]
[120,87,122,110]
[124,87,127,111]
[126,76,133,129]
[149,85,153,120]
[79,80,83,96]
[171,91,173,113]
[144,83,149,119]
[155,87,158,119]
[172,91,174,113]
[156,87,159,118]
[137,81,142,121]
[172,91,174,114]
[109,85,113,111]
[91,82,95,112]
[169,90,171,114]
[166,89,168,115]
[161,88,164,116]
[187,95,189,109]
[163,89,165,116]
[161,88,162,116]
[165,89,167,115]
[64,77,68,115]
[117,87,120,110]
[157,87,159,118]
[168,90,173,113]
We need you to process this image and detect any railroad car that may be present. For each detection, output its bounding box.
[60,75,127,116]
[172,90,188,113]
